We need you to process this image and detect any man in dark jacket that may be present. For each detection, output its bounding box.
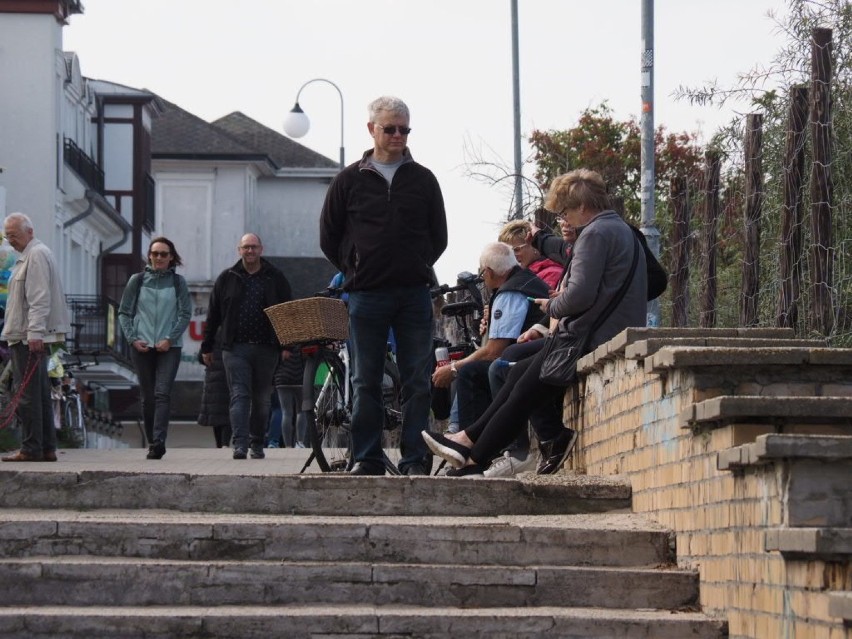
[201,233,292,460]
[432,242,549,431]
[319,96,448,476]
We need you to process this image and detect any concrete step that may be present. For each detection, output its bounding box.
[0,556,701,610]
[0,470,632,516]
[626,336,827,361]
[0,605,729,639]
[0,510,674,567]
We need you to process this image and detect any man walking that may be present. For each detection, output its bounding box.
[201,233,292,459]
[1,213,70,462]
[320,96,448,476]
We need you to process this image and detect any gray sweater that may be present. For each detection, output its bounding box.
[546,211,647,350]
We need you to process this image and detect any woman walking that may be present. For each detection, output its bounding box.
[119,237,191,459]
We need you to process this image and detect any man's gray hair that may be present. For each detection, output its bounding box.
[368,96,410,122]
[4,212,33,233]
[479,242,518,277]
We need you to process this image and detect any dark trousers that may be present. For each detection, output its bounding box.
[456,360,492,430]
[130,347,182,446]
[10,343,56,455]
[466,345,566,466]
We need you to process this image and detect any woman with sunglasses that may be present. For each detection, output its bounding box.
[423,169,647,476]
[118,237,191,459]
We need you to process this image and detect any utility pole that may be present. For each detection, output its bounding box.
[641,0,661,326]
[511,0,523,219]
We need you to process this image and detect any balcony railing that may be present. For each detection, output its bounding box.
[65,295,131,363]
[63,138,105,195]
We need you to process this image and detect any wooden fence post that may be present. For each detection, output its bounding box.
[809,27,834,336]
[741,114,764,327]
[777,85,808,329]
[699,151,720,328]
[669,176,689,327]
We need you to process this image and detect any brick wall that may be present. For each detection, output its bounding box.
[568,328,852,639]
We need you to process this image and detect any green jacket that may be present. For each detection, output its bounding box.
[118,267,191,347]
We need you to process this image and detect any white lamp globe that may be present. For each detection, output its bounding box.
[283,104,310,138]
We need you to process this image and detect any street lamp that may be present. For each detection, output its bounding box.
[282,78,345,169]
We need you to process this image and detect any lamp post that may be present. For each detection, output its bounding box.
[282,78,345,169]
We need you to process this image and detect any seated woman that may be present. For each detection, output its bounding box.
[422,168,647,476]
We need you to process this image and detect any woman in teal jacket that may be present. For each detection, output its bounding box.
[118,237,191,459]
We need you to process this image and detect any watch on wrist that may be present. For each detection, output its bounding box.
[450,361,458,378]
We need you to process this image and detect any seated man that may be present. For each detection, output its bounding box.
[432,242,549,441]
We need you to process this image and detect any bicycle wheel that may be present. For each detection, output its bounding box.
[380,358,403,472]
[63,395,87,448]
[310,350,351,472]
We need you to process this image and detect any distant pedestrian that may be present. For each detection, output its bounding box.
[118,237,191,459]
[1,213,70,463]
[320,96,447,475]
[201,233,292,460]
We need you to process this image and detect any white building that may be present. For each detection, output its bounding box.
[0,1,339,422]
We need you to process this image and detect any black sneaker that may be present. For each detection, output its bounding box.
[421,430,470,469]
[233,448,247,460]
[537,428,578,475]
[402,462,430,476]
[146,443,165,460]
[250,446,265,459]
[445,464,486,478]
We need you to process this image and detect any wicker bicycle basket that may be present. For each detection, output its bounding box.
[264,297,349,346]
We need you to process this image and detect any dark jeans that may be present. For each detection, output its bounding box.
[487,340,551,456]
[466,344,567,466]
[130,347,182,446]
[10,343,56,455]
[348,286,433,472]
[223,343,280,449]
[456,360,492,430]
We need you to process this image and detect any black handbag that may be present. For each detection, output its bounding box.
[539,235,640,386]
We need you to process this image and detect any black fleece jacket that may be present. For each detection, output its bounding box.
[319,148,447,291]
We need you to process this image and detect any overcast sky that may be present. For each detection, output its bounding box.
[63,0,787,284]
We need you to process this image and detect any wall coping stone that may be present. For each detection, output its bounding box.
[828,591,852,623]
[680,396,852,429]
[644,346,852,375]
[626,337,826,361]
[718,433,852,470]
[765,527,852,557]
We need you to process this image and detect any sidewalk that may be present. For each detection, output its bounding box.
[0,447,323,476]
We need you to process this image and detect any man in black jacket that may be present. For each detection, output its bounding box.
[201,233,292,460]
[320,96,448,476]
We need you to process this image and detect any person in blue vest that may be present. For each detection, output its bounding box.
[118,237,191,460]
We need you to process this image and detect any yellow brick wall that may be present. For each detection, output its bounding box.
[572,352,852,639]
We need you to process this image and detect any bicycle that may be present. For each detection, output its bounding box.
[290,289,403,475]
[429,270,485,415]
[54,351,92,448]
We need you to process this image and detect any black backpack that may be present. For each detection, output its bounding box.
[630,225,668,301]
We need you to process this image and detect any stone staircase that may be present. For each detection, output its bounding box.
[0,462,728,638]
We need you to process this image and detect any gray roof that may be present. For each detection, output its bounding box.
[151,98,337,170]
[213,112,339,170]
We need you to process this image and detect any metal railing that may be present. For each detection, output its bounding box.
[64,295,131,363]
[63,138,105,195]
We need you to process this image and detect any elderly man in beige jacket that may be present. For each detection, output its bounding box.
[1,213,70,462]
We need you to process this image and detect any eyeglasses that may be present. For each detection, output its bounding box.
[546,207,569,220]
[149,251,171,258]
[376,124,412,136]
[511,243,527,253]
[239,245,261,251]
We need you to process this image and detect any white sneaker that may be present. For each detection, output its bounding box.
[483,450,537,478]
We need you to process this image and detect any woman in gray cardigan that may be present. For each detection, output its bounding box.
[118,237,191,459]
[423,169,647,476]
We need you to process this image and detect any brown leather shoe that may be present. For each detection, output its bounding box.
[42,450,58,462]
[1,450,44,462]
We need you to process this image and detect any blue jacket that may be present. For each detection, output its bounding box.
[118,267,191,347]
